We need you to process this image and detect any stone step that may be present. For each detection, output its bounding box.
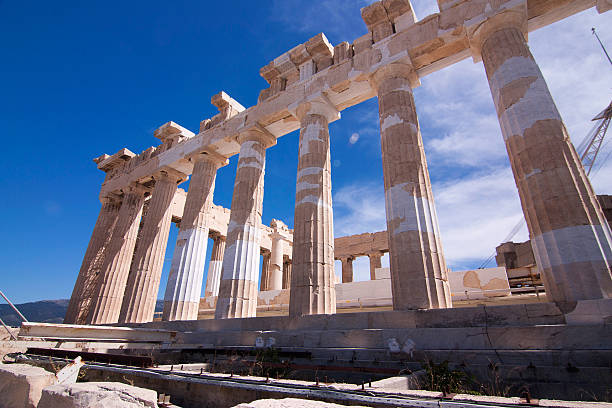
[142,302,571,334]
[180,324,612,351]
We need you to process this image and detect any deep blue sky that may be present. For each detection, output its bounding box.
[2,1,611,303]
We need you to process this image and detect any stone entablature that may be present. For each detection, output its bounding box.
[95,0,598,200]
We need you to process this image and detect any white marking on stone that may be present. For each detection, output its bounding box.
[498,76,562,139]
[297,167,323,180]
[393,84,412,93]
[402,339,416,357]
[299,123,323,156]
[296,195,331,209]
[238,140,263,166]
[296,180,320,192]
[207,260,223,296]
[532,224,612,271]
[387,338,400,353]
[255,336,265,348]
[164,226,209,304]
[384,183,435,235]
[221,224,262,282]
[381,114,404,132]
[489,56,540,107]
[238,161,263,170]
[524,168,542,179]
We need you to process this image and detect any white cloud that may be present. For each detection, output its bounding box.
[349,132,360,144]
[332,168,528,272]
[433,168,528,269]
[333,181,386,237]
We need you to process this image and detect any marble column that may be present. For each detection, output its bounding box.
[260,250,271,291]
[162,154,226,321]
[471,16,612,302]
[87,184,147,324]
[65,195,121,324]
[215,125,276,319]
[371,63,451,310]
[282,259,292,290]
[340,256,354,283]
[269,235,284,290]
[119,170,183,323]
[204,233,225,297]
[367,251,383,280]
[289,97,339,317]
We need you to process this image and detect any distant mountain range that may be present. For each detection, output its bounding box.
[0,299,164,327]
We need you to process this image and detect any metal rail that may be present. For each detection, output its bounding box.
[18,353,540,408]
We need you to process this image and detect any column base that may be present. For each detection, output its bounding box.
[162,300,200,321]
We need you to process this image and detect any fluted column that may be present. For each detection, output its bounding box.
[269,235,284,290]
[260,250,271,291]
[162,153,226,321]
[119,170,184,323]
[371,63,451,310]
[204,233,225,297]
[471,15,612,302]
[87,184,147,324]
[340,256,354,283]
[215,125,276,319]
[282,259,292,289]
[367,251,383,280]
[65,195,121,324]
[289,96,339,317]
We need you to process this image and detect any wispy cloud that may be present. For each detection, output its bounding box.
[333,181,386,237]
[269,0,373,43]
[269,0,442,45]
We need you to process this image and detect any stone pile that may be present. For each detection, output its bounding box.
[0,363,159,408]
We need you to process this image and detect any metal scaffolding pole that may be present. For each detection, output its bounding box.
[0,289,28,323]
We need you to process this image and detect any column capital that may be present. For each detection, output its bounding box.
[339,255,355,262]
[100,192,122,206]
[153,168,187,184]
[467,6,528,63]
[366,250,384,258]
[288,92,340,123]
[189,151,229,167]
[236,123,277,149]
[370,62,419,90]
[209,230,226,242]
[121,182,149,197]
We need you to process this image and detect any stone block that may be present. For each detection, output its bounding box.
[38,382,158,408]
[352,33,373,55]
[0,363,57,408]
[564,298,612,325]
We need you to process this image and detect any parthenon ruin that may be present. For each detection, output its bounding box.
[64,0,612,328]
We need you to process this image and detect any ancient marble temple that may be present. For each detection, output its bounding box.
[65,0,612,325]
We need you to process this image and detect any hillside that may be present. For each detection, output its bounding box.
[0,299,164,327]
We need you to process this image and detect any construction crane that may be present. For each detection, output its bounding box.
[578,100,612,176]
